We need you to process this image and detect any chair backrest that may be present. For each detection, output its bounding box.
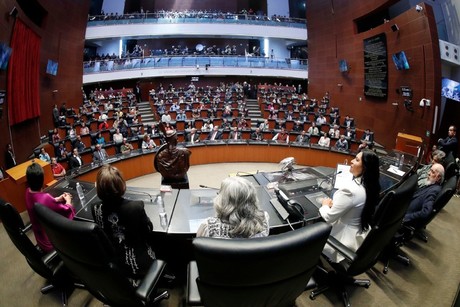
[346,173,417,276]
[34,203,146,307]
[192,222,332,307]
[0,199,53,279]
[422,175,457,227]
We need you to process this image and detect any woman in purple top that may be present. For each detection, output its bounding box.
[25,162,75,253]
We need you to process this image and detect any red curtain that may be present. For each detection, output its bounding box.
[7,18,41,126]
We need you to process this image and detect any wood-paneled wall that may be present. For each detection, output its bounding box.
[0,0,90,169]
[307,1,441,151]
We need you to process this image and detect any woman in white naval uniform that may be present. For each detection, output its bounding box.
[319,150,381,262]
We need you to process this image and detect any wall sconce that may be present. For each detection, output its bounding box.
[337,83,343,88]
[419,98,431,107]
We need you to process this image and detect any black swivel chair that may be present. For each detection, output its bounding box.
[186,222,332,307]
[404,174,457,243]
[310,173,417,306]
[34,203,169,307]
[0,199,76,305]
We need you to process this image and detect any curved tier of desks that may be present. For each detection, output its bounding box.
[75,141,353,183]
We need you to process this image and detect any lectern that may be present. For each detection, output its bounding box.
[395,133,423,156]
[0,159,53,212]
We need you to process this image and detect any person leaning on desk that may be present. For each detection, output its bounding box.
[319,150,381,262]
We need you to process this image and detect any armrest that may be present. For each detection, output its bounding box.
[326,236,357,262]
[136,259,166,302]
[186,261,202,306]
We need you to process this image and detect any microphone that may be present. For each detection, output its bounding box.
[199,184,219,190]
[125,188,156,202]
[318,170,342,189]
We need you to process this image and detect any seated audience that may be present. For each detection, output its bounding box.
[318,133,330,147]
[307,122,320,136]
[197,176,269,238]
[142,134,156,149]
[39,148,51,163]
[294,130,309,144]
[206,125,222,141]
[93,144,108,163]
[50,157,66,178]
[51,128,61,143]
[334,135,349,151]
[25,162,75,253]
[272,127,288,143]
[404,163,445,226]
[120,138,134,154]
[417,150,445,188]
[251,128,264,141]
[79,122,90,135]
[229,127,242,140]
[320,150,380,262]
[186,128,201,143]
[92,165,156,278]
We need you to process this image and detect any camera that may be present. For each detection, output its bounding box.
[415,5,423,12]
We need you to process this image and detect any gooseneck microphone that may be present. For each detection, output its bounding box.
[199,184,219,190]
[318,170,343,189]
[125,189,155,202]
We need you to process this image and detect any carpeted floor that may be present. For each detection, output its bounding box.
[1,162,459,306]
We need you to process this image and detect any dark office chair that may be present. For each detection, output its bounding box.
[443,152,459,181]
[404,174,457,243]
[0,199,74,305]
[34,203,169,307]
[310,173,417,306]
[187,222,332,307]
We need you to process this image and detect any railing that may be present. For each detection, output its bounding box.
[87,12,306,29]
[83,55,308,74]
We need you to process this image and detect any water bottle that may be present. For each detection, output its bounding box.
[399,154,405,168]
[157,195,168,228]
[76,182,86,206]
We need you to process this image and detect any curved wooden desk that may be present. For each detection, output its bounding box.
[76,141,352,183]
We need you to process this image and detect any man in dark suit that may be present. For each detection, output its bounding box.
[206,126,222,141]
[5,143,17,169]
[438,125,458,158]
[186,128,200,144]
[403,163,444,226]
[69,148,83,170]
[228,127,242,140]
[92,144,108,163]
[250,128,264,141]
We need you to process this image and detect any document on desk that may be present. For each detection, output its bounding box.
[305,191,329,209]
[334,164,353,190]
[387,165,405,177]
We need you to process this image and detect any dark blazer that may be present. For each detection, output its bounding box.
[186,133,200,143]
[438,136,458,158]
[206,130,223,140]
[228,131,242,140]
[69,155,83,169]
[404,183,441,224]
[5,150,16,169]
